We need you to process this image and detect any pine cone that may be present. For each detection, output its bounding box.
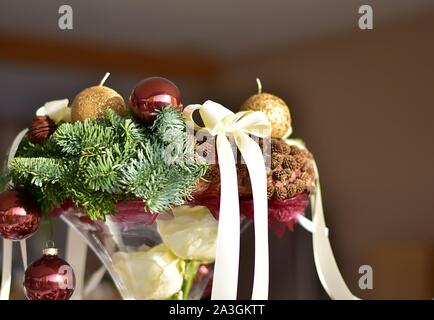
[203,164,220,183]
[192,138,316,201]
[282,156,299,170]
[287,184,298,198]
[272,139,290,154]
[294,179,306,193]
[271,153,284,169]
[273,170,289,183]
[27,116,57,144]
[267,138,315,200]
[274,183,288,200]
[267,182,275,198]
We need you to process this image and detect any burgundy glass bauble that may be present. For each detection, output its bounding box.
[0,190,41,240]
[129,77,182,123]
[24,248,76,300]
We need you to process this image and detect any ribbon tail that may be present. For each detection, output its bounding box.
[66,226,88,300]
[7,129,28,173]
[19,240,27,269]
[235,133,269,300]
[211,134,240,300]
[0,240,12,300]
[311,161,360,300]
[297,214,329,237]
[296,214,316,233]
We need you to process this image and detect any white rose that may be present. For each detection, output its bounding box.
[113,244,184,300]
[157,205,218,262]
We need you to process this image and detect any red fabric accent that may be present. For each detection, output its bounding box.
[189,192,310,237]
[48,199,158,224]
[112,200,158,224]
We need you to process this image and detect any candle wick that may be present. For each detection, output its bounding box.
[99,72,110,86]
[256,78,262,94]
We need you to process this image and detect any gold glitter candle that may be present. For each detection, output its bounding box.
[240,79,292,139]
[71,73,127,122]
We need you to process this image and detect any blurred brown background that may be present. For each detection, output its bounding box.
[0,0,433,299]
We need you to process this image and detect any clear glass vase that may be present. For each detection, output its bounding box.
[59,203,229,300]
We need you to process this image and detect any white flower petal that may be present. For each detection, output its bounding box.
[113,244,183,300]
[157,206,218,262]
[36,106,46,117]
[36,99,70,123]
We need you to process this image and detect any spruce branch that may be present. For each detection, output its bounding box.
[152,106,186,144]
[83,149,123,193]
[16,136,60,158]
[0,172,9,192]
[10,157,66,187]
[9,107,206,220]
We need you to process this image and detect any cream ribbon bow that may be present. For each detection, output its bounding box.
[184,100,271,300]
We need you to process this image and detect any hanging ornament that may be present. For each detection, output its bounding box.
[71,73,127,122]
[0,190,41,240]
[24,241,76,300]
[129,77,182,124]
[240,78,292,139]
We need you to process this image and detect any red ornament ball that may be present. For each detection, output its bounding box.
[24,247,76,300]
[129,77,182,123]
[0,190,41,241]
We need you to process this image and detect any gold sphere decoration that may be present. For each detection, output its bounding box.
[240,79,292,139]
[71,73,127,122]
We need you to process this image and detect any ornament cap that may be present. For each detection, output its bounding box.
[43,240,58,256]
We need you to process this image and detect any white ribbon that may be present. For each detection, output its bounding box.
[184,100,271,300]
[284,139,359,300]
[19,240,27,269]
[310,161,360,300]
[66,226,88,300]
[0,240,12,300]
